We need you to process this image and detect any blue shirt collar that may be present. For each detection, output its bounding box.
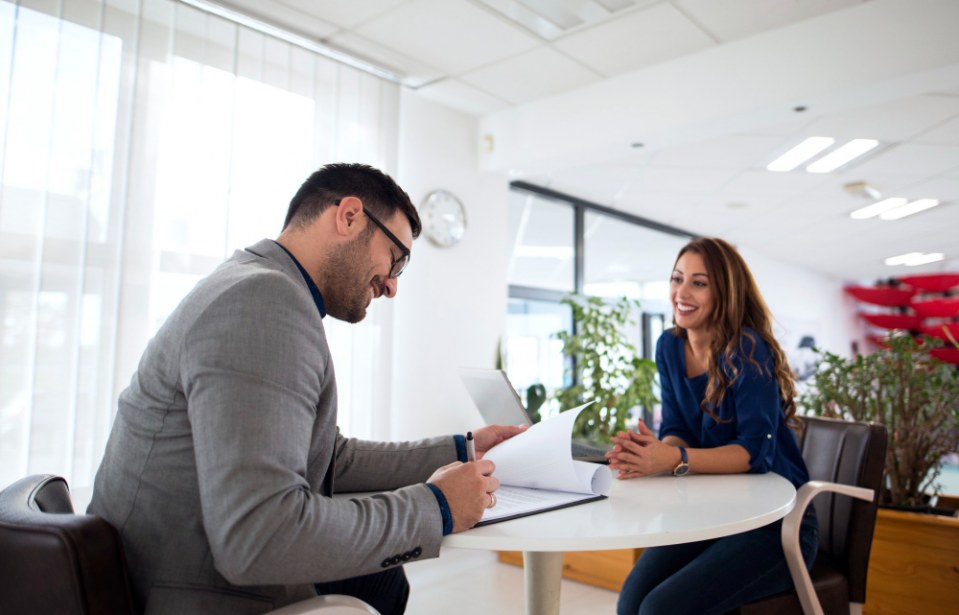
[273,240,327,318]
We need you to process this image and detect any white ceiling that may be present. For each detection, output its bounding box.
[212,0,959,282]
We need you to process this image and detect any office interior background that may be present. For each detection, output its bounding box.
[2,0,959,552]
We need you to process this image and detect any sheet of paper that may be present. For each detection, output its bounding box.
[483,401,611,496]
[477,402,612,525]
[478,485,604,525]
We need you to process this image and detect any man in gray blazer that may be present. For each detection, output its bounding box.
[88,163,522,615]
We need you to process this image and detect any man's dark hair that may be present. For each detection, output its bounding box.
[283,163,421,238]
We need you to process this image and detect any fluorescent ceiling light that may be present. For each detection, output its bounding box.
[766,137,834,172]
[908,252,945,265]
[806,139,879,173]
[884,252,922,266]
[879,198,940,220]
[850,198,907,220]
[884,252,945,266]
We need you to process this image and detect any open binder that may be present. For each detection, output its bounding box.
[476,402,611,526]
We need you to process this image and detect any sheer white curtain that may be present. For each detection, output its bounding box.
[0,0,399,496]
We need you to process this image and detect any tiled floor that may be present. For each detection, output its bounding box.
[405,548,620,614]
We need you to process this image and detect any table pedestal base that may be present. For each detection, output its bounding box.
[523,551,564,615]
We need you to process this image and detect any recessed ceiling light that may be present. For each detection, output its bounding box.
[850,198,908,220]
[766,137,834,172]
[879,198,940,220]
[806,139,879,173]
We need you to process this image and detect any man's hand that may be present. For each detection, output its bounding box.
[472,424,527,457]
[427,459,500,532]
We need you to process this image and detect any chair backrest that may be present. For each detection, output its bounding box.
[799,416,887,604]
[0,474,136,615]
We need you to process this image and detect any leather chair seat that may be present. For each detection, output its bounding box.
[735,553,849,615]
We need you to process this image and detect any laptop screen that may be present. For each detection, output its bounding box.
[458,368,532,427]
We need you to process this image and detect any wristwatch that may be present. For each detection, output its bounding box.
[673,446,690,477]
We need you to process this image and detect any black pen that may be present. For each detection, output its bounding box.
[466,431,476,462]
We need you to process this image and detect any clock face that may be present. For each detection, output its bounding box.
[422,190,466,248]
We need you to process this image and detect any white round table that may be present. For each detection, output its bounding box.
[443,473,796,615]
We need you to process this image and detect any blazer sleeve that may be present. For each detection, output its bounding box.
[332,429,458,492]
[182,271,447,586]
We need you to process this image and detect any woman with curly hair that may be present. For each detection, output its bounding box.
[608,237,818,615]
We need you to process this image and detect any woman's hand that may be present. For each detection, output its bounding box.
[605,421,682,479]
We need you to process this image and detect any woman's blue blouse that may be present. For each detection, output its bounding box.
[656,328,809,488]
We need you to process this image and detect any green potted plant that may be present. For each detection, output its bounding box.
[553,295,658,443]
[799,334,959,614]
[800,334,959,509]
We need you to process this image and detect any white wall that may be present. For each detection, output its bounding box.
[391,90,510,440]
[740,246,865,360]
[388,92,866,441]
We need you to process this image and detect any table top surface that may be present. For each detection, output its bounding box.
[442,472,796,552]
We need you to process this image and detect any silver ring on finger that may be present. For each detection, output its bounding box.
[487,492,497,509]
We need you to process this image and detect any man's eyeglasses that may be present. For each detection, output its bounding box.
[364,208,411,278]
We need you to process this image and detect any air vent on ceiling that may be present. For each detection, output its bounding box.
[478,0,649,40]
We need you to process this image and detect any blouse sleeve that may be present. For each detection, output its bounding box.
[656,334,697,446]
[727,335,781,473]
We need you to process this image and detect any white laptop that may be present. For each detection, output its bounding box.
[458,367,611,464]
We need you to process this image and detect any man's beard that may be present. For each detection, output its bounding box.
[323,234,381,323]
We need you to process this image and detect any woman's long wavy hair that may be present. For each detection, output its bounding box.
[671,237,797,425]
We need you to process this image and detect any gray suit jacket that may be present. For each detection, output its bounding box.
[89,239,456,614]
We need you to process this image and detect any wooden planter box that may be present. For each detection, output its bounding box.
[863,504,959,614]
[498,548,641,592]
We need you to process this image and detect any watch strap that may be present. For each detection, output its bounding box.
[673,446,689,476]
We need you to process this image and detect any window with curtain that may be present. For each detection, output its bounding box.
[0,0,400,497]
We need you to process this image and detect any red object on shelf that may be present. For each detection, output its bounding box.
[897,273,959,293]
[911,297,959,319]
[845,286,916,307]
[930,347,959,365]
[920,323,959,341]
[860,313,922,330]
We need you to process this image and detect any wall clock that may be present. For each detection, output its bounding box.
[422,190,466,248]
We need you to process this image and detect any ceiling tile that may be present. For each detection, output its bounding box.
[544,163,644,205]
[552,2,715,77]
[459,47,600,105]
[414,78,510,117]
[851,143,959,178]
[622,166,739,196]
[217,0,339,38]
[650,135,785,169]
[327,31,443,87]
[674,0,861,43]
[801,94,959,142]
[354,0,540,75]
[913,110,959,146]
[714,168,831,200]
[278,0,408,29]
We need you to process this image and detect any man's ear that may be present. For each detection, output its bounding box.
[335,196,364,236]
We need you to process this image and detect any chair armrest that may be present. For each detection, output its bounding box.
[265,595,380,615]
[782,480,875,615]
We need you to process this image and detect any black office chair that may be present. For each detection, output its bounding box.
[0,474,379,615]
[735,416,887,615]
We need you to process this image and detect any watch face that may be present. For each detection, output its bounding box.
[422,190,466,248]
[673,464,690,477]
